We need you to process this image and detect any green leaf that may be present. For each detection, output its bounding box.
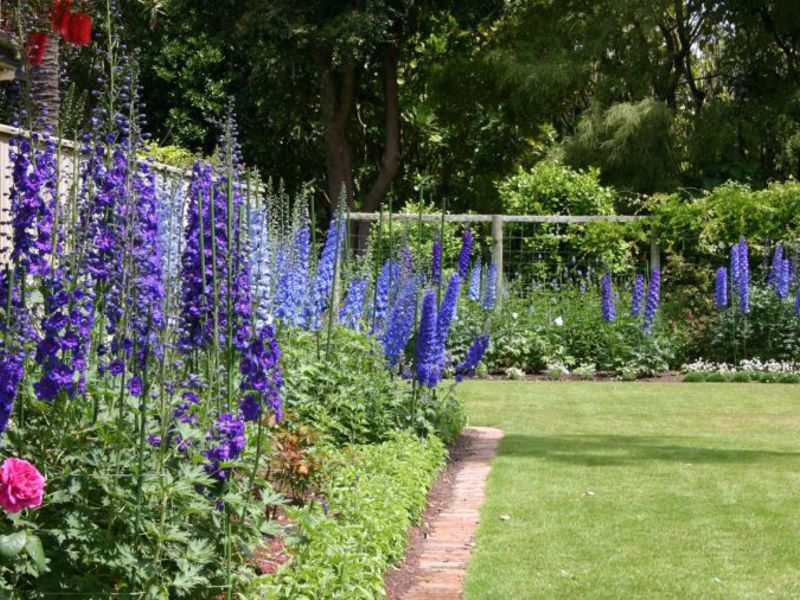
[24,534,46,574]
[0,531,27,559]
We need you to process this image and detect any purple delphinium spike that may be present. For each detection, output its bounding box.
[0,349,23,435]
[239,324,284,423]
[204,413,247,481]
[9,133,58,278]
[437,274,461,354]
[769,244,783,287]
[630,274,645,317]
[381,277,417,368]
[468,259,482,301]
[642,269,661,333]
[715,267,728,308]
[455,334,490,381]
[777,259,789,300]
[416,289,442,388]
[431,237,442,286]
[340,276,369,331]
[795,288,800,316]
[482,262,498,311]
[457,229,473,280]
[736,237,750,314]
[601,273,616,322]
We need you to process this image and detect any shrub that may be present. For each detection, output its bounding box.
[251,433,446,599]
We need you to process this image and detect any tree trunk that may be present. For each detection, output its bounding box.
[357,41,400,251]
[313,48,354,210]
[30,36,60,133]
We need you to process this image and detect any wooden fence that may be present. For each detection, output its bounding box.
[348,212,657,295]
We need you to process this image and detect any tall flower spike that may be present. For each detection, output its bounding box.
[715,267,728,308]
[630,274,645,317]
[204,413,247,481]
[469,259,482,302]
[437,274,461,354]
[777,259,789,300]
[307,215,344,330]
[601,272,616,322]
[482,262,498,311]
[455,334,490,381]
[642,269,661,333]
[729,242,739,293]
[371,259,393,333]
[340,276,369,331]
[381,277,417,368]
[769,244,783,287]
[458,229,473,280]
[239,324,284,423]
[431,237,442,286]
[736,237,750,314]
[794,288,800,316]
[416,289,442,388]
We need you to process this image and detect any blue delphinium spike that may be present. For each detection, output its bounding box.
[455,334,490,381]
[416,289,442,388]
[431,237,442,286]
[482,262,497,311]
[642,269,661,333]
[458,229,473,280]
[715,267,728,308]
[630,273,644,317]
[340,276,369,331]
[601,272,615,322]
[769,244,783,287]
[469,259,482,301]
[777,259,789,300]
[737,237,750,314]
[381,277,418,367]
[437,274,461,354]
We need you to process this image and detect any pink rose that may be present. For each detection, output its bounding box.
[0,458,45,513]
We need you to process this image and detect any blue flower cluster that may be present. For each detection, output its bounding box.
[482,262,497,311]
[601,273,615,322]
[715,267,728,308]
[416,289,443,388]
[630,274,644,317]
[340,276,369,331]
[468,259,482,301]
[642,269,661,334]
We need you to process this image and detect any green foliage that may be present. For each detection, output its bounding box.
[280,327,406,445]
[251,432,446,599]
[497,162,644,277]
[498,161,616,215]
[451,283,677,377]
[0,387,281,598]
[564,99,677,194]
[700,287,800,363]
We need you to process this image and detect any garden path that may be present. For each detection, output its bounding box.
[400,426,503,600]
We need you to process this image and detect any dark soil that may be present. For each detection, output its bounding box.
[480,371,684,383]
[383,431,475,600]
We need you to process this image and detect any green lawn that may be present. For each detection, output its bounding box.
[461,381,800,600]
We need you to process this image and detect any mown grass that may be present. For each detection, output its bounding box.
[460,381,800,599]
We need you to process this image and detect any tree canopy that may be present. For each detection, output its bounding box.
[8,0,800,213]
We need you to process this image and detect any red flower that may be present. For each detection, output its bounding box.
[25,32,49,67]
[66,13,92,46]
[51,0,73,37]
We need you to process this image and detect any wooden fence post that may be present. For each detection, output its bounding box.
[650,232,660,274]
[491,214,504,306]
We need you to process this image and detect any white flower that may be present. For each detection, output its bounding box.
[554,316,564,327]
[511,312,519,320]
